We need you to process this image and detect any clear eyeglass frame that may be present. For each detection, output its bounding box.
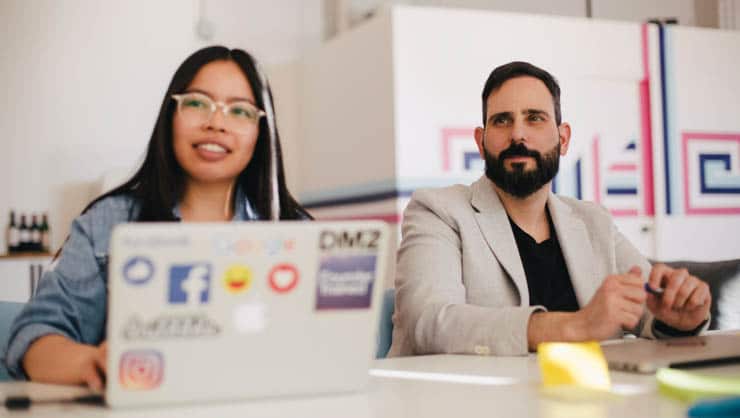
[171,92,266,133]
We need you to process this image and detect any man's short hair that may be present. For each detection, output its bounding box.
[481,61,562,126]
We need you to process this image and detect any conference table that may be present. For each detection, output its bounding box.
[2,353,738,417]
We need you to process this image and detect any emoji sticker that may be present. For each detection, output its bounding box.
[268,263,299,294]
[223,264,253,294]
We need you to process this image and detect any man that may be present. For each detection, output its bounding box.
[389,62,711,356]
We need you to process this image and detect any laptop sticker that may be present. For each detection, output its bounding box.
[315,255,376,310]
[233,302,267,334]
[268,263,299,294]
[123,256,155,286]
[212,237,296,257]
[168,263,212,305]
[222,264,253,294]
[119,350,164,390]
[122,314,221,340]
[318,229,381,251]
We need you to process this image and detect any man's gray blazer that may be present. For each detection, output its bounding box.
[388,176,659,357]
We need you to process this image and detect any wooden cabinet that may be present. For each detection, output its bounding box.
[0,254,52,302]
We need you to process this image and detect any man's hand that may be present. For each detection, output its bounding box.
[527,266,648,350]
[646,263,711,331]
[574,266,647,340]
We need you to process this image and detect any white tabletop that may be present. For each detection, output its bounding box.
[4,354,738,417]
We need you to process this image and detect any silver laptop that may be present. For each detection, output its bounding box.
[105,221,389,408]
[602,332,740,374]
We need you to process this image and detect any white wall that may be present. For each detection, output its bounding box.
[196,0,324,65]
[346,0,706,27]
[300,12,397,199]
[592,0,696,24]
[650,26,740,260]
[719,0,740,29]
[0,0,322,252]
[389,6,655,256]
[348,0,585,23]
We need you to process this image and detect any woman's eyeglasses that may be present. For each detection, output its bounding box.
[172,92,265,133]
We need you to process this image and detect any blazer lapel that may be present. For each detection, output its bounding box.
[547,194,598,308]
[470,177,530,306]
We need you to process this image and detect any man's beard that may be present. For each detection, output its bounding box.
[484,141,560,199]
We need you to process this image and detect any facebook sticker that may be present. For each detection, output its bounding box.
[168,263,212,305]
[316,255,376,310]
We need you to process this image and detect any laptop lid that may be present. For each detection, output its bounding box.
[601,332,740,374]
[105,221,389,407]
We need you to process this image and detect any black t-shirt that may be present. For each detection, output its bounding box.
[509,212,579,312]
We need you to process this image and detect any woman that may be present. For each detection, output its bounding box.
[3,46,310,389]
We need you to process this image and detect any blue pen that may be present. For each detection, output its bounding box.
[644,282,664,296]
[688,397,740,418]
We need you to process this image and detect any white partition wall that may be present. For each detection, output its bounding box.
[301,5,659,257]
[390,7,658,257]
[651,25,740,260]
[300,5,740,262]
[300,12,400,223]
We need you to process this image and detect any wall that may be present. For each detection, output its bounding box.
[651,25,740,260]
[348,0,585,22]
[299,12,397,202]
[719,0,740,29]
[390,6,655,257]
[591,0,696,23]
[300,5,740,262]
[346,0,704,26]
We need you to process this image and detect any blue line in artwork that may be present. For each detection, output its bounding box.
[659,24,672,214]
[464,152,482,170]
[607,188,638,195]
[576,160,582,200]
[700,155,740,194]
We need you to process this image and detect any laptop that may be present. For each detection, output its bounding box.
[105,221,389,407]
[601,332,740,374]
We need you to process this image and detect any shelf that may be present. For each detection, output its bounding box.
[0,252,53,260]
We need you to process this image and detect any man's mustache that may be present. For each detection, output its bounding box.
[499,143,541,160]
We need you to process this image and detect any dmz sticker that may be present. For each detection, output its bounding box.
[168,263,211,305]
[315,255,376,310]
[123,256,155,286]
[119,349,164,390]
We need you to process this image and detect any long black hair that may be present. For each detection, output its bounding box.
[83,45,310,221]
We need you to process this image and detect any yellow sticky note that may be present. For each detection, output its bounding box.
[538,342,611,392]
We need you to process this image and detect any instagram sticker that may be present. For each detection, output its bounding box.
[119,350,164,390]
